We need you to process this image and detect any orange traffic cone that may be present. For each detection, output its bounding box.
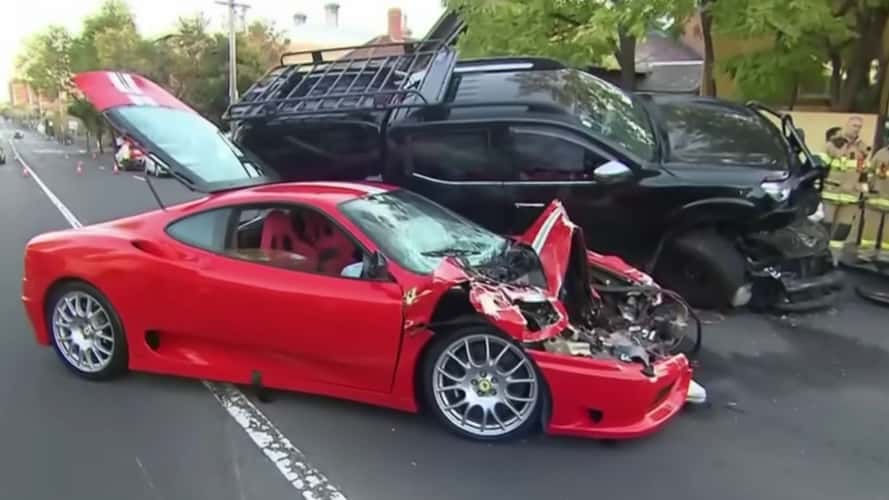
[22,167,30,178]
[112,163,120,175]
[76,161,84,175]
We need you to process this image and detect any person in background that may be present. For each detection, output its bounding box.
[825,126,848,161]
[842,116,869,159]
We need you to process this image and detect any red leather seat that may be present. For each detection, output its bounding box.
[260,210,317,265]
[303,211,358,275]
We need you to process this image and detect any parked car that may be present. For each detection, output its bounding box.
[143,155,170,177]
[0,145,6,165]
[13,130,24,139]
[24,70,704,442]
[225,40,840,311]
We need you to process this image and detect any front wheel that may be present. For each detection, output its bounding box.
[654,229,749,310]
[46,282,128,380]
[422,325,544,441]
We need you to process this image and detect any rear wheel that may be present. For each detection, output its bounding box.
[422,324,543,441]
[655,229,748,309]
[46,282,128,380]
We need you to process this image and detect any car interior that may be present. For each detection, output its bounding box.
[225,206,365,277]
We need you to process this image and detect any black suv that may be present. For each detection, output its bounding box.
[226,37,840,311]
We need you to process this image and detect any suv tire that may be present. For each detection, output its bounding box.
[655,229,747,309]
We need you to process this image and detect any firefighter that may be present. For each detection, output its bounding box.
[858,145,889,259]
[820,127,863,245]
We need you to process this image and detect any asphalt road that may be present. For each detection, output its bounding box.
[1,122,887,500]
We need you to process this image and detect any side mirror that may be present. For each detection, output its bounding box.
[364,251,389,280]
[592,161,634,184]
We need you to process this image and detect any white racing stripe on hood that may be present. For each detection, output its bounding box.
[531,205,564,255]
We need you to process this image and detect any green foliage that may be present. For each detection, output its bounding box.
[15,0,288,129]
[16,25,73,98]
[448,0,694,68]
[712,0,889,110]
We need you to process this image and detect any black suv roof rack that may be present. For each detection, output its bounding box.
[224,40,457,123]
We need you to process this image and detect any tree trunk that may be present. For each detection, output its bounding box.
[788,75,800,110]
[700,0,717,96]
[873,47,889,151]
[85,130,91,154]
[829,52,843,110]
[616,29,637,91]
[838,11,887,111]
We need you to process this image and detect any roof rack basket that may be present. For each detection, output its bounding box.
[224,40,457,122]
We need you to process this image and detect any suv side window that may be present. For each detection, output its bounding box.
[409,128,510,181]
[508,126,608,181]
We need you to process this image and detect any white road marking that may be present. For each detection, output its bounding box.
[10,140,82,229]
[205,382,347,500]
[98,166,106,170]
[132,175,146,182]
[11,138,347,499]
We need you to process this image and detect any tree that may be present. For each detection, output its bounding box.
[16,25,73,99]
[67,98,107,153]
[70,0,139,74]
[447,0,694,90]
[713,0,889,112]
[699,0,717,96]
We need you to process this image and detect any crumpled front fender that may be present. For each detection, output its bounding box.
[404,258,567,343]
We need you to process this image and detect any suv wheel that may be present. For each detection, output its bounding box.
[655,229,748,309]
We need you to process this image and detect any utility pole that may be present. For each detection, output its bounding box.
[215,0,250,105]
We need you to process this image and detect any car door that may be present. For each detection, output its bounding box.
[163,203,405,393]
[391,124,514,234]
[503,124,644,254]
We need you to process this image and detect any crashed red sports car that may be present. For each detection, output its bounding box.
[22,71,701,441]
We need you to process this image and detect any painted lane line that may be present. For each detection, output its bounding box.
[204,382,348,500]
[98,166,106,170]
[132,175,146,182]
[12,138,346,500]
[10,140,82,229]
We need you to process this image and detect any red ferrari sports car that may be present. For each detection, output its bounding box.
[22,71,698,441]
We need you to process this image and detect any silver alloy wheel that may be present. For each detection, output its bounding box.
[432,333,539,438]
[51,291,115,373]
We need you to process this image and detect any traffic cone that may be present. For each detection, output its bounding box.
[76,161,84,175]
[112,162,120,175]
[22,166,30,178]
[92,152,97,160]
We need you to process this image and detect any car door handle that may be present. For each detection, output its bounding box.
[514,202,545,208]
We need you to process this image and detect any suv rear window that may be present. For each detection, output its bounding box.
[657,101,788,168]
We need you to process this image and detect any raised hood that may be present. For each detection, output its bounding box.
[72,71,278,193]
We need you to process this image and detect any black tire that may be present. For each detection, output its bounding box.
[421,321,545,441]
[654,229,747,309]
[45,281,128,380]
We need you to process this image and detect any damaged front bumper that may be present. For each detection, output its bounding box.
[744,218,845,312]
[531,351,691,439]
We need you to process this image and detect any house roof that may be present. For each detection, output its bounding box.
[636,62,703,94]
[635,31,702,66]
[340,35,418,60]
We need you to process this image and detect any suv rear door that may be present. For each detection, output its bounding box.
[389,124,514,234]
[502,123,645,253]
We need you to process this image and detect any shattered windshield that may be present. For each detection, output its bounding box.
[339,189,509,275]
